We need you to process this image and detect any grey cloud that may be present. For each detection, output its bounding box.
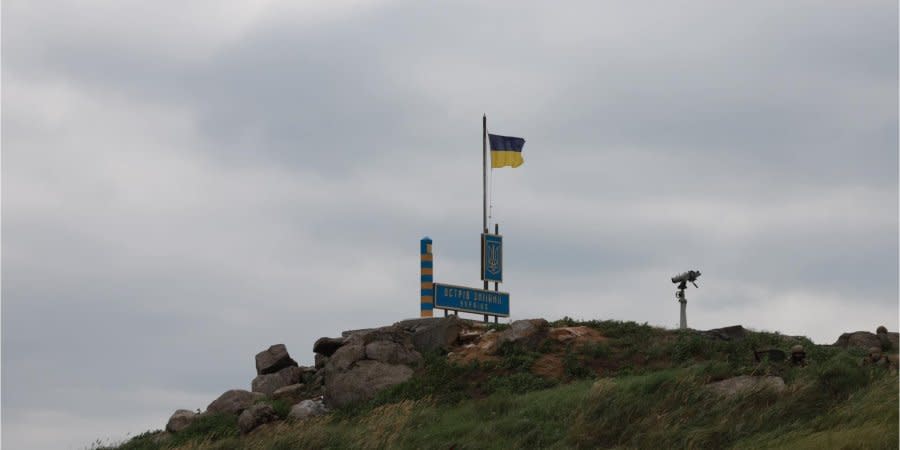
[3,1,897,449]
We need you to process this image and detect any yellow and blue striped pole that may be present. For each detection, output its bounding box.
[420,237,434,317]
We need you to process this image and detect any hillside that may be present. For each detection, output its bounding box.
[105,318,899,450]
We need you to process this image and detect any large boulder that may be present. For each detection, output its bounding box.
[313,337,346,357]
[365,340,423,366]
[207,389,265,415]
[273,384,307,404]
[289,399,328,420]
[352,325,414,346]
[707,376,785,397]
[701,325,746,341]
[255,344,298,375]
[495,319,550,352]
[237,403,279,434]
[327,342,367,372]
[251,365,304,396]
[876,327,899,351]
[833,331,882,350]
[324,360,414,408]
[395,317,462,353]
[165,409,202,433]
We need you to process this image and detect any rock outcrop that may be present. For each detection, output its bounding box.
[166,409,203,433]
[237,403,278,434]
[702,325,746,341]
[395,317,462,353]
[207,389,265,415]
[273,384,307,404]
[255,344,298,375]
[495,319,550,352]
[834,331,883,350]
[289,399,328,420]
[251,365,304,396]
[313,337,346,357]
[321,326,423,408]
[325,360,414,407]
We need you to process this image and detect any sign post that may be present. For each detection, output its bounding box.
[420,237,433,318]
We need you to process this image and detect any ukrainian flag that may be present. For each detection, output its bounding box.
[489,134,525,168]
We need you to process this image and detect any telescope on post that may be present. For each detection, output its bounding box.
[671,270,701,330]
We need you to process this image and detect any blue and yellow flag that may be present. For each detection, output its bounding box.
[489,134,525,168]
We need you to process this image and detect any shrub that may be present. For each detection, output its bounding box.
[817,353,869,397]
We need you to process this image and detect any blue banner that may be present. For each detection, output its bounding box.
[481,233,503,283]
[433,283,510,317]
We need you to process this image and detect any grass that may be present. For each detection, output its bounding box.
[109,319,899,450]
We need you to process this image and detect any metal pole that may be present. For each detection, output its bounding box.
[483,115,489,291]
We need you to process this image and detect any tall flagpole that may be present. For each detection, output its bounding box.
[483,114,489,291]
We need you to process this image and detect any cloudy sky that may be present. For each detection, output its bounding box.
[2,1,897,448]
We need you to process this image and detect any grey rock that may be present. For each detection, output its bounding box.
[207,389,265,415]
[395,317,462,353]
[315,354,329,369]
[341,328,375,338]
[165,409,202,433]
[702,325,747,341]
[365,340,423,366]
[495,319,549,352]
[707,376,786,397]
[251,365,304,396]
[347,325,413,347]
[255,344,298,375]
[288,399,328,420]
[326,343,366,373]
[313,337,346,357]
[237,403,279,434]
[833,331,882,350]
[324,360,414,408]
[273,383,308,404]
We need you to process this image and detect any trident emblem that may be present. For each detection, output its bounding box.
[486,243,501,275]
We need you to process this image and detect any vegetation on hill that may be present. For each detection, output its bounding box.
[104,319,899,450]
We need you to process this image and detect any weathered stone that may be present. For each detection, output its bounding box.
[289,399,328,420]
[207,389,265,415]
[833,331,882,350]
[341,328,375,338]
[165,409,202,433]
[252,365,304,396]
[313,337,346,357]
[495,319,550,352]
[365,340,423,366]
[395,317,462,353]
[255,344,298,375]
[702,325,746,341]
[326,343,366,372]
[707,376,786,397]
[237,403,279,434]
[315,354,329,369]
[354,326,414,346]
[273,383,307,404]
[324,360,414,408]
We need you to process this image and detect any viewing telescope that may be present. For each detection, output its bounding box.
[671,270,701,330]
[671,270,701,288]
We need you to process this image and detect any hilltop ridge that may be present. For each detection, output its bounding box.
[106,317,899,450]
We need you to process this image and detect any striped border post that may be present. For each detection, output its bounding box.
[420,237,434,317]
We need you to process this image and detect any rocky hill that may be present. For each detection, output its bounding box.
[105,318,899,449]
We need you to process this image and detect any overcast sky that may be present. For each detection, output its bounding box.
[2,1,897,448]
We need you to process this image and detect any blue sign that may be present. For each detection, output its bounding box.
[481,233,503,283]
[433,283,510,317]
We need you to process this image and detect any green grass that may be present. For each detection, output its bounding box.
[110,320,899,450]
